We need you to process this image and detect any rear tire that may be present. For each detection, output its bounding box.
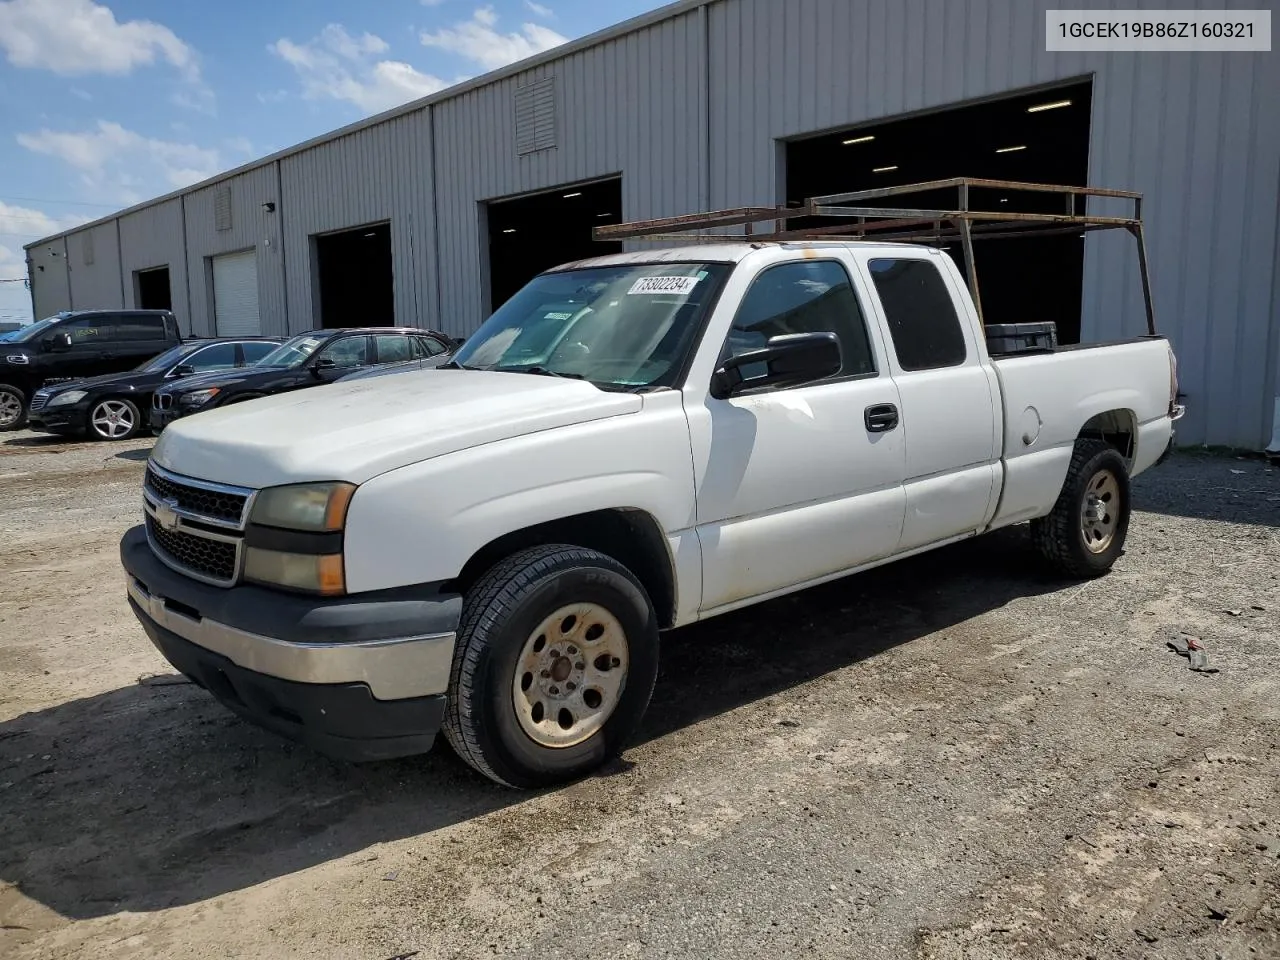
[443,544,660,789]
[1031,439,1131,579]
[0,384,27,431]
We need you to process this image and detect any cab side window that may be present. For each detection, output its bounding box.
[59,316,115,344]
[116,314,167,341]
[723,261,876,380]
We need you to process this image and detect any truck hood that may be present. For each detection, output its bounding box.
[150,369,643,488]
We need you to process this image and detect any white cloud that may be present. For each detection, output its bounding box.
[271,24,449,114]
[420,6,567,71]
[16,121,223,200]
[524,1,553,17]
[0,0,193,77]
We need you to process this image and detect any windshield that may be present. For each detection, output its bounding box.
[135,343,192,373]
[257,333,326,368]
[451,262,731,388]
[9,315,62,344]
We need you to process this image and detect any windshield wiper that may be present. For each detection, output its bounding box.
[505,365,585,380]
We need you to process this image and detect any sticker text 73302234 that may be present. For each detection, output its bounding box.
[627,276,701,296]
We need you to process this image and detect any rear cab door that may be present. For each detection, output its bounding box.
[852,249,1002,551]
[685,247,907,615]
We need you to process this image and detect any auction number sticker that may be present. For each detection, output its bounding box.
[1047,9,1270,50]
[627,275,700,296]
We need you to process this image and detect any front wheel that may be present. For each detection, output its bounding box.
[0,384,27,431]
[1031,439,1132,579]
[88,397,142,441]
[443,544,660,789]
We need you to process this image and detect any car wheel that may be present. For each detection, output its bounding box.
[0,384,28,431]
[1031,439,1131,579]
[443,544,660,789]
[88,397,142,441]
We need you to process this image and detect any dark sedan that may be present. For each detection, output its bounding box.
[26,337,282,441]
[150,327,454,431]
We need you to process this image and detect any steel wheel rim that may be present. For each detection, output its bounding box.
[1080,467,1120,553]
[512,602,630,749]
[0,391,21,427]
[91,400,134,439]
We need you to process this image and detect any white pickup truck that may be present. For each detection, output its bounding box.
[120,221,1182,788]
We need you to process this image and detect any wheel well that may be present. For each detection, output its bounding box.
[1079,409,1136,461]
[450,509,677,629]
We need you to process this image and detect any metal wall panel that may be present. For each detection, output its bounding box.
[279,110,436,334]
[118,198,191,333]
[432,7,708,335]
[26,240,71,318]
[64,221,123,312]
[182,164,286,337]
[706,0,1280,447]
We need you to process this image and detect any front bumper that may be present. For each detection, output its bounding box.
[120,524,462,761]
[149,405,189,432]
[27,401,89,433]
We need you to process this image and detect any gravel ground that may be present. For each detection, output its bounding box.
[1,428,1278,960]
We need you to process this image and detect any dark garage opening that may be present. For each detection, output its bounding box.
[136,266,172,311]
[314,222,393,328]
[785,80,1092,343]
[486,177,623,311]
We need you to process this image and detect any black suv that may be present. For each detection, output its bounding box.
[150,327,454,431]
[27,337,282,441]
[0,309,181,431]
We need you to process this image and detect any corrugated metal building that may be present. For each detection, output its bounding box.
[23,0,1280,450]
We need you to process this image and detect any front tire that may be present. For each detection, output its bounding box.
[1031,439,1131,579]
[88,397,142,441]
[443,544,660,789]
[0,384,27,431]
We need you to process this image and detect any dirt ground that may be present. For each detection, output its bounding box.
[1,427,1278,960]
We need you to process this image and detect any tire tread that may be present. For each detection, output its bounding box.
[1030,438,1123,579]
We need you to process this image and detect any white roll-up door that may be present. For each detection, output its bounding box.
[212,250,260,336]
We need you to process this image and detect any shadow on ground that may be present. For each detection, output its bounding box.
[0,527,1063,920]
[1132,452,1279,527]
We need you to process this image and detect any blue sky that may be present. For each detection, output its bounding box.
[0,0,664,322]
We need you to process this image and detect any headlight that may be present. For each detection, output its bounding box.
[178,387,220,406]
[48,390,87,407]
[250,481,356,532]
[244,548,345,595]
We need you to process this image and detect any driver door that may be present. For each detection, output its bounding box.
[686,258,907,614]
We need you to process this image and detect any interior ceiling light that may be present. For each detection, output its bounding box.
[363,232,377,237]
[502,228,517,234]
[1027,99,1072,113]
[999,198,1009,203]
[995,145,1027,153]
[842,134,875,145]
[563,191,583,198]
[872,165,898,173]
[596,212,612,217]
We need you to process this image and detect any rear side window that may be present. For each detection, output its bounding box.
[725,261,876,379]
[116,314,167,341]
[414,335,448,357]
[375,335,411,364]
[868,258,967,371]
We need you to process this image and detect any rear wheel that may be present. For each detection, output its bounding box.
[0,384,26,431]
[88,397,142,441]
[1031,439,1131,578]
[443,544,659,789]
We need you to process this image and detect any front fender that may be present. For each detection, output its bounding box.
[342,393,695,594]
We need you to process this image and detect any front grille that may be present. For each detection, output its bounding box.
[153,394,173,410]
[147,516,239,584]
[145,465,248,526]
[29,391,49,412]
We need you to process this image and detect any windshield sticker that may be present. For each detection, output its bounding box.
[627,275,701,296]
[543,311,574,321]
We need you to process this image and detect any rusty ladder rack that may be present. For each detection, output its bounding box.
[592,177,1155,334]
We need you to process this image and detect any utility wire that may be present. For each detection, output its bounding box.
[0,195,118,209]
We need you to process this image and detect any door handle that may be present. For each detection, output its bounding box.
[864,403,899,433]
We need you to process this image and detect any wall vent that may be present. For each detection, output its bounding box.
[515,77,556,155]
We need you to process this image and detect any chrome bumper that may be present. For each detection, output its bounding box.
[126,575,455,701]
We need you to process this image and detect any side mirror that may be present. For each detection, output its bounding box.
[710,332,842,399]
[46,332,73,352]
[311,356,336,377]
[172,363,196,377]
